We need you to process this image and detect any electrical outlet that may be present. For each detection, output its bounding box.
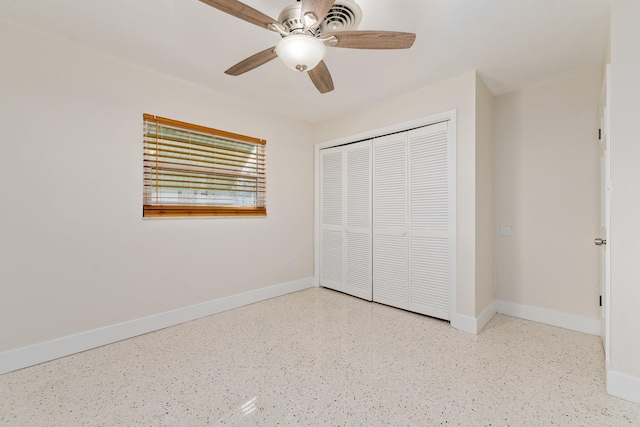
[285,260,292,270]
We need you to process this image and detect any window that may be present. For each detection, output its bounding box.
[143,114,266,217]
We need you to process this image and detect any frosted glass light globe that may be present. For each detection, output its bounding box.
[276,34,326,72]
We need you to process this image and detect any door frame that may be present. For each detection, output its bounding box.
[599,64,611,364]
[314,110,457,320]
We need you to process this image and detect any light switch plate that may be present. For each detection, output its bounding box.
[500,226,512,236]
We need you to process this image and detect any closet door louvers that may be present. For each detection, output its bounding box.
[373,133,409,309]
[408,122,452,320]
[320,120,454,320]
[345,141,372,300]
[320,148,343,291]
[320,143,372,300]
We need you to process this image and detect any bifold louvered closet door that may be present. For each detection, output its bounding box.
[372,132,409,308]
[319,142,372,300]
[407,122,452,319]
[320,121,453,321]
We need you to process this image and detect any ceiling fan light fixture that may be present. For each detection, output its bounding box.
[276,34,326,72]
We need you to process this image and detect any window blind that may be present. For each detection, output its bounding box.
[143,114,266,217]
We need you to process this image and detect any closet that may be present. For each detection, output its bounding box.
[319,121,454,321]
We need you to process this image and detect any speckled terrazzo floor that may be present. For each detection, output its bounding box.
[1,288,639,426]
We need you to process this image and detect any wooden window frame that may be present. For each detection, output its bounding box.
[143,114,266,217]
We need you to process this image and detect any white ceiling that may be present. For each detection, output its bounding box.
[0,0,612,123]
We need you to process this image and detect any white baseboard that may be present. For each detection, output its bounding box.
[451,314,476,334]
[476,301,497,333]
[495,300,601,335]
[451,301,496,335]
[607,370,640,405]
[0,277,315,375]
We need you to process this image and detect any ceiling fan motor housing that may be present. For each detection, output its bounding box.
[278,0,363,36]
[279,3,305,34]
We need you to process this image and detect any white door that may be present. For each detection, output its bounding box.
[320,147,343,292]
[373,132,409,309]
[344,141,372,300]
[407,122,452,320]
[598,64,611,362]
[321,120,455,318]
[320,143,372,300]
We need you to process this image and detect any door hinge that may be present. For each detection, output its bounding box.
[600,295,603,307]
[599,129,602,140]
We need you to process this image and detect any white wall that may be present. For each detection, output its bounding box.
[313,72,479,320]
[493,69,601,321]
[608,0,640,402]
[0,20,315,353]
[475,75,495,315]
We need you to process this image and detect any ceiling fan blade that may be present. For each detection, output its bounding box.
[308,60,334,94]
[198,0,280,31]
[327,31,416,49]
[224,47,278,76]
[300,0,335,26]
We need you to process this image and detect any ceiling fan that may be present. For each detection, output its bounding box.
[197,0,416,94]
